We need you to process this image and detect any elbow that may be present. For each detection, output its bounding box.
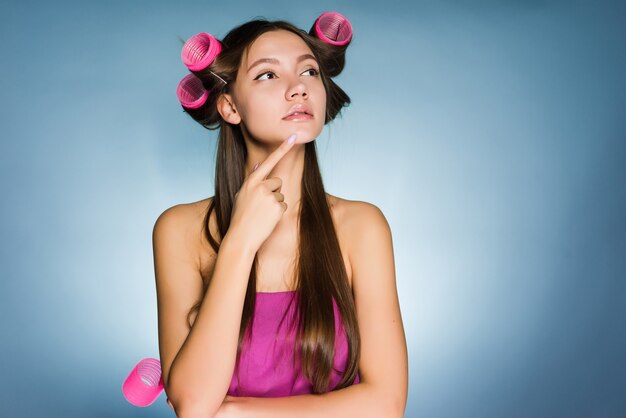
[174,403,215,418]
[374,389,406,418]
[378,400,404,418]
[165,379,222,418]
[388,392,407,418]
[169,397,221,418]
[163,381,185,415]
[390,402,406,418]
[362,381,406,418]
[374,402,403,418]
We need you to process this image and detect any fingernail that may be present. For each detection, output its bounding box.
[253,162,260,171]
[287,134,297,144]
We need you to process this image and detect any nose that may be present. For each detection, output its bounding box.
[286,78,308,100]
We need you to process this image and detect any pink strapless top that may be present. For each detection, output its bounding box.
[227,291,360,397]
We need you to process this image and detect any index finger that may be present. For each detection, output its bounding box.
[251,134,297,180]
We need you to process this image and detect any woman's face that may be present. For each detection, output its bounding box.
[230,29,326,145]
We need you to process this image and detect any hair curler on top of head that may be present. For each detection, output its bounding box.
[308,11,353,78]
[313,11,353,46]
[181,32,222,72]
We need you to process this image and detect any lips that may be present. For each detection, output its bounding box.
[283,104,313,119]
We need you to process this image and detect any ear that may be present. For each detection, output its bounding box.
[217,93,241,124]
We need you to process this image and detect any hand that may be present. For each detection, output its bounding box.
[228,133,297,253]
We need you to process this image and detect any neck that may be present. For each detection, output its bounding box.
[243,137,305,223]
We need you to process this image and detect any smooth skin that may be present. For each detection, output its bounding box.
[155,29,408,418]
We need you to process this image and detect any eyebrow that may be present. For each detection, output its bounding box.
[247,54,318,73]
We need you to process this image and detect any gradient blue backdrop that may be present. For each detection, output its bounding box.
[1,0,624,417]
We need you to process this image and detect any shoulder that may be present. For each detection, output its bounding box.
[327,194,391,242]
[153,197,211,235]
[326,194,393,269]
[153,197,215,262]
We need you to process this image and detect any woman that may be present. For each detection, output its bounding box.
[154,13,408,417]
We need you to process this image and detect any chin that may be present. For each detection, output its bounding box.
[295,134,317,144]
[290,127,322,144]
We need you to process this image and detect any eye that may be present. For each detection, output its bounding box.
[254,71,277,80]
[301,68,320,77]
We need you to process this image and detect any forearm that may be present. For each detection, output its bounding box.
[167,232,256,415]
[226,382,404,418]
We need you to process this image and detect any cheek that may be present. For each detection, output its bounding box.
[307,81,326,105]
[249,90,278,112]
[237,93,272,122]
[316,88,327,113]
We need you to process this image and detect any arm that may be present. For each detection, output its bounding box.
[153,204,256,418]
[222,202,409,418]
[220,383,396,418]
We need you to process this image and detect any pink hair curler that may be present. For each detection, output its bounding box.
[313,11,353,46]
[181,32,223,72]
[176,73,209,109]
[122,358,164,407]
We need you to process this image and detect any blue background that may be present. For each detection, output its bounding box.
[1,0,624,417]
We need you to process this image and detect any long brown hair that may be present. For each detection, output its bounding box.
[181,19,359,394]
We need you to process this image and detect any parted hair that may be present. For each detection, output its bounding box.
[182,19,359,394]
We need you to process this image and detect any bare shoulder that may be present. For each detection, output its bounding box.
[153,197,212,236]
[153,197,216,266]
[326,194,392,282]
[327,194,391,241]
